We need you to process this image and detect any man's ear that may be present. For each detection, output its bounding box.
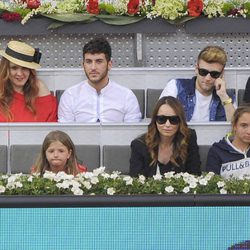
[108,60,112,71]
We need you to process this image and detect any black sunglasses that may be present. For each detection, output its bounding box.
[156,115,180,125]
[198,67,222,79]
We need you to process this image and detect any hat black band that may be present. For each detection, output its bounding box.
[5,47,41,64]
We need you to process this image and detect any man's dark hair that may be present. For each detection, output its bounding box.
[82,37,112,61]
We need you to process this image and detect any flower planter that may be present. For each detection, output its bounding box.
[185,17,250,33]
[0,16,177,36]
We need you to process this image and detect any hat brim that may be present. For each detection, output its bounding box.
[0,50,41,69]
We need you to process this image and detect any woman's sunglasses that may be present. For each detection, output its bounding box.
[198,67,222,79]
[156,115,180,125]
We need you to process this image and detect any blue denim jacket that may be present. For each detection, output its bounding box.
[176,77,235,121]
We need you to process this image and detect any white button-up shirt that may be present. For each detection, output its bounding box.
[58,80,141,123]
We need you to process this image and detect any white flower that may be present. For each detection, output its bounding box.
[165,186,174,193]
[28,176,33,182]
[217,181,225,188]
[220,188,227,194]
[110,171,120,179]
[82,181,92,190]
[71,187,83,195]
[107,187,116,195]
[204,172,215,181]
[43,171,56,180]
[93,167,106,176]
[189,182,197,189]
[0,185,6,193]
[153,174,162,180]
[199,178,208,186]
[90,176,99,185]
[138,175,146,184]
[123,176,133,185]
[182,186,190,193]
[164,171,175,179]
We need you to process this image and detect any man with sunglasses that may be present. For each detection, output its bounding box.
[160,45,236,122]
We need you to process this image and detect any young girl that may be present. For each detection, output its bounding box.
[32,130,87,176]
[206,105,250,178]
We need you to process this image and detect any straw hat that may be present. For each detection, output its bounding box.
[0,40,42,69]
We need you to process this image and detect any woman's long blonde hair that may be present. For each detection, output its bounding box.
[145,96,190,167]
[0,58,39,121]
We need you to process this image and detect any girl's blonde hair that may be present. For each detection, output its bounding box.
[33,130,80,176]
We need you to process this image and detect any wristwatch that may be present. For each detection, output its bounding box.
[222,97,232,106]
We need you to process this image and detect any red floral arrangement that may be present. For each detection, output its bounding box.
[187,0,204,17]
[1,12,22,22]
[86,0,100,15]
[22,0,41,9]
[127,0,140,15]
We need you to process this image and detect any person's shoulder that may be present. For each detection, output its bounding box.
[37,79,50,97]
[131,134,146,146]
[109,80,132,92]
[65,81,86,92]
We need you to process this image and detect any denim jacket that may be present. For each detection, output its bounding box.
[176,77,235,121]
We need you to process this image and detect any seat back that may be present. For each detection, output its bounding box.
[199,145,211,172]
[238,89,245,106]
[75,145,100,171]
[10,145,42,174]
[131,89,145,119]
[0,145,7,174]
[146,89,163,118]
[102,145,131,175]
[55,89,65,103]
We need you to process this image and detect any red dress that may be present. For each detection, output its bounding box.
[0,91,58,122]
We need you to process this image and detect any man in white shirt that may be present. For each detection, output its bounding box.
[58,37,141,123]
[160,45,236,122]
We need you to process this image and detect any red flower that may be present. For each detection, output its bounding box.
[86,0,99,15]
[127,0,140,15]
[1,12,22,22]
[23,0,41,9]
[187,0,203,17]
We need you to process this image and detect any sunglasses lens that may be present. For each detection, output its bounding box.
[156,116,167,124]
[210,71,221,78]
[198,68,221,79]
[156,116,180,125]
[198,68,209,77]
[169,116,180,125]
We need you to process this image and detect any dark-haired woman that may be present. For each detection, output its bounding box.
[129,96,201,177]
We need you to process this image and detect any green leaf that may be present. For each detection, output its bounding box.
[97,15,146,25]
[42,13,98,23]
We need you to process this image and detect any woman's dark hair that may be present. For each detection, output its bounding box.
[145,96,190,167]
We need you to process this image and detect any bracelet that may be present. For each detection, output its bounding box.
[222,98,232,106]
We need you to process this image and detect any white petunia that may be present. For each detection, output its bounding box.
[107,187,116,195]
[43,171,56,180]
[82,181,92,190]
[138,175,146,184]
[123,176,133,185]
[93,167,106,176]
[199,178,208,186]
[0,185,6,193]
[153,174,162,180]
[28,176,34,182]
[90,176,99,185]
[164,171,175,179]
[71,187,83,195]
[182,186,190,193]
[217,181,225,188]
[165,186,174,193]
[220,188,227,194]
